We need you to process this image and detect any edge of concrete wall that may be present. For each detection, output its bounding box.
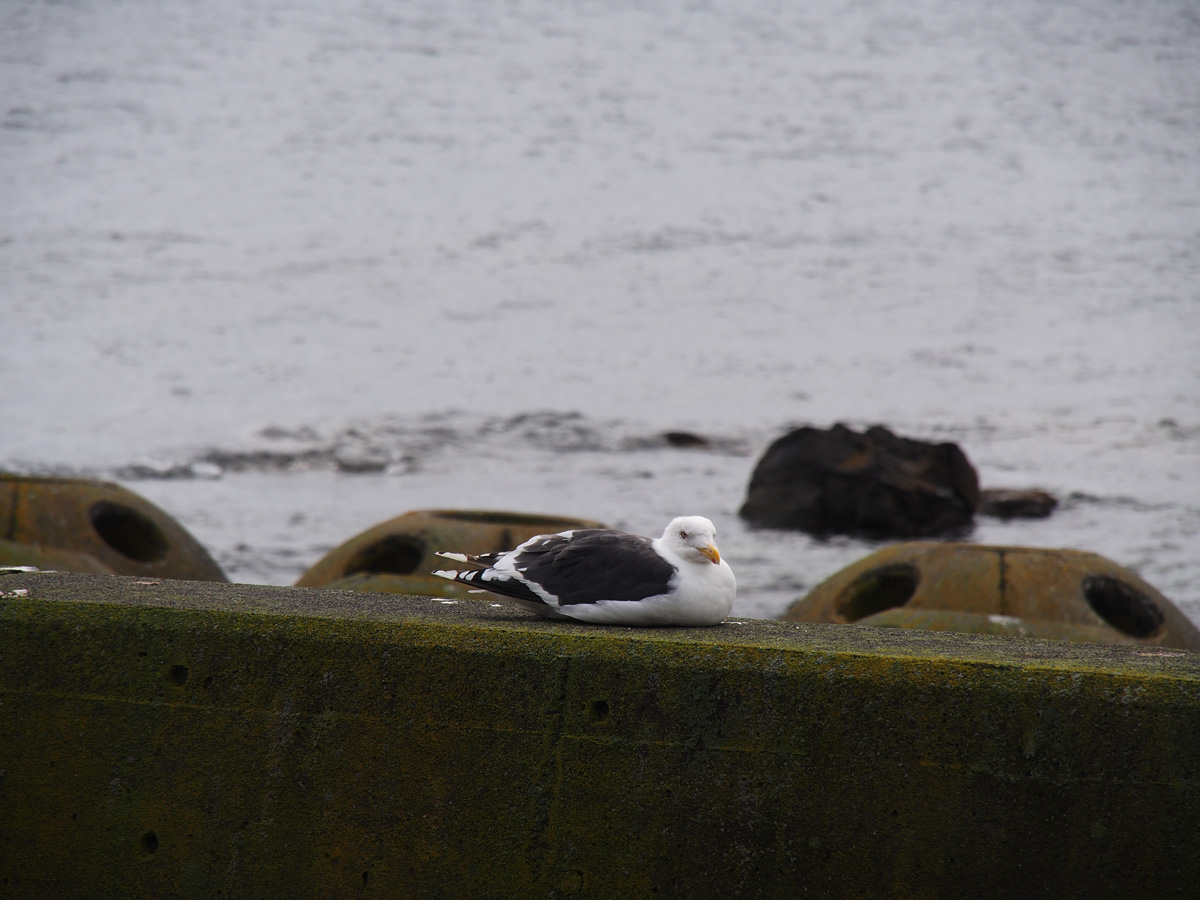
[2,571,1198,899]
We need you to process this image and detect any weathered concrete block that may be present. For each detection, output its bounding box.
[784,542,1200,649]
[1,572,1198,898]
[295,508,606,594]
[0,475,226,582]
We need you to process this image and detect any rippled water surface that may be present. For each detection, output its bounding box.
[3,0,1198,623]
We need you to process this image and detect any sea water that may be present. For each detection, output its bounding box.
[2,0,1197,623]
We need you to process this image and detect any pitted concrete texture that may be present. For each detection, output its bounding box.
[2,571,1198,899]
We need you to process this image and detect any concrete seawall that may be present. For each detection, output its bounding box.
[2,571,1198,898]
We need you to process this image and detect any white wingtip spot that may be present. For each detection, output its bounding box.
[432,569,459,580]
[435,552,470,562]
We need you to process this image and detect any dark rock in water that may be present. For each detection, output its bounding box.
[739,424,979,537]
[979,488,1058,519]
[662,430,710,448]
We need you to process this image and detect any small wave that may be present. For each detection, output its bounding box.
[55,411,751,481]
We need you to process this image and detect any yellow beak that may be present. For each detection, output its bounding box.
[699,543,721,565]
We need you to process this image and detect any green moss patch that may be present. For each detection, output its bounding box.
[2,572,1198,898]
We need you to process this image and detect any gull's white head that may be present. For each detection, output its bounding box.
[661,516,722,565]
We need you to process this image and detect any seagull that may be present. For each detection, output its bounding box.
[433,516,736,626]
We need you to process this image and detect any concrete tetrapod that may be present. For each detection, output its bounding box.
[0,539,116,575]
[783,542,1200,649]
[0,474,226,582]
[297,508,606,598]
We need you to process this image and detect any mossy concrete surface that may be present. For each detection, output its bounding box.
[1,572,1198,899]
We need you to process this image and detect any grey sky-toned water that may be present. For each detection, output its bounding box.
[2,0,1198,622]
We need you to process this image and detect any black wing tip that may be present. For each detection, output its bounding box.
[450,572,550,607]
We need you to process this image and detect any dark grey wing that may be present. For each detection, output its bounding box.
[511,529,677,606]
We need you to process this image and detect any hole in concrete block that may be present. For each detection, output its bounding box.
[837,564,920,623]
[140,832,158,854]
[588,699,610,723]
[168,665,189,686]
[345,534,426,576]
[90,501,169,563]
[1083,575,1164,638]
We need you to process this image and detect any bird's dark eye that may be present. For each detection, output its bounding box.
[679,531,688,539]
